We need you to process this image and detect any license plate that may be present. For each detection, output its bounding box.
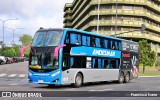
[38,80,44,83]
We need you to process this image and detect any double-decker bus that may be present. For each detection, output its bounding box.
[26,28,139,88]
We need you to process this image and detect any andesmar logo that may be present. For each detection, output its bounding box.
[92,49,115,56]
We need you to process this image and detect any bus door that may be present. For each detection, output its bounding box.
[61,54,70,84]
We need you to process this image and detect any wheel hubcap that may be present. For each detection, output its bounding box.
[76,77,81,85]
[126,75,129,82]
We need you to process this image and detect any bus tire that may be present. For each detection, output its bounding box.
[73,73,83,88]
[118,72,124,84]
[124,72,130,83]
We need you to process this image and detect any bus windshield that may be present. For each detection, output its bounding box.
[30,53,59,70]
[32,30,62,46]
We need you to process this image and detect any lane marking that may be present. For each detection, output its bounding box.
[65,88,75,91]
[8,83,18,85]
[0,73,7,77]
[8,74,17,77]
[19,74,26,78]
[89,89,113,92]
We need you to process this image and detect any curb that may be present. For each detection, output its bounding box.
[139,76,160,77]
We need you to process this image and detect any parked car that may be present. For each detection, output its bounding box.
[5,57,14,64]
[0,56,6,65]
[20,57,25,62]
[13,57,21,63]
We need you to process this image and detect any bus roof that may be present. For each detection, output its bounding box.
[64,28,122,41]
[36,28,137,44]
[65,28,138,44]
[36,28,63,32]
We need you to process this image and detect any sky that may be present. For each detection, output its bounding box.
[0,0,73,46]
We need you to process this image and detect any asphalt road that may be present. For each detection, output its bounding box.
[0,62,160,100]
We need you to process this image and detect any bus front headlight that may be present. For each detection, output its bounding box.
[28,72,32,76]
[51,71,60,77]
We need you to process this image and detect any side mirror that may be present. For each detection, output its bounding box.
[54,44,66,59]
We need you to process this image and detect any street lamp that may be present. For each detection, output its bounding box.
[5,27,24,43]
[97,0,101,33]
[0,18,18,45]
[115,0,118,36]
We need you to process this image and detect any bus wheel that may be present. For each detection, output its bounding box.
[118,72,124,84]
[124,72,130,83]
[73,73,83,88]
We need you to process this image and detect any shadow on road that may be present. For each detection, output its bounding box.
[31,80,136,89]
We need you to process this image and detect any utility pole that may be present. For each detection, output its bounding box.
[115,0,118,36]
[97,0,101,33]
[0,18,18,46]
[5,27,24,44]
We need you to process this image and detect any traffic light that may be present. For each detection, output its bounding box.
[141,24,145,33]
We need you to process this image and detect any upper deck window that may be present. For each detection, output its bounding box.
[32,30,62,47]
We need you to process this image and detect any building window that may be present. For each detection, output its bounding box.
[123,6,132,10]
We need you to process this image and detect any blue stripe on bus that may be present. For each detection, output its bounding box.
[70,46,121,58]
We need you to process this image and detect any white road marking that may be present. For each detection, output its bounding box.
[19,74,26,78]
[8,83,18,85]
[65,88,75,91]
[89,89,113,92]
[8,74,17,77]
[0,73,7,77]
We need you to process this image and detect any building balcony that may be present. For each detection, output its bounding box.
[63,16,72,23]
[64,10,72,17]
[81,20,160,33]
[71,0,89,22]
[157,47,160,53]
[73,9,160,29]
[90,9,159,23]
[64,3,72,11]
[71,0,82,14]
[91,0,160,13]
[91,30,160,43]
[64,23,72,28]
[74,10,160,28]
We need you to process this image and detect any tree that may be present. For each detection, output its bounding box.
[139,40,156,73]
[13,45,21,57]
[155,57,160,68]
[1,47,16,57]
[19,34,32,46]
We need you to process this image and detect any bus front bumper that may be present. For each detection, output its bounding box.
[28,73,61,85]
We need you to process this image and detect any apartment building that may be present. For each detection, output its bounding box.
[63,0,160,56]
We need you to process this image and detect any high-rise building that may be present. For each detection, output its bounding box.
[63,0,160,56]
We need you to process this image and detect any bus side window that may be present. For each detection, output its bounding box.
[91,37,95,47]
[70,33,77,44]
[70,57,74,68]
[82,35,87,45]
[108,40,111,49]
[118,42,121,50]
[100,39,104,48]
[104,39,108,48]
[94,58,98,68]
[110,59,119,69]
[65,33,70,44]
[103,59,109,69]
[95,38,101,47]
[76,34,81,45]
[92,58,102,68]
[115,41,118,50]
[112,41,115,50]
[87,36,90,46]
